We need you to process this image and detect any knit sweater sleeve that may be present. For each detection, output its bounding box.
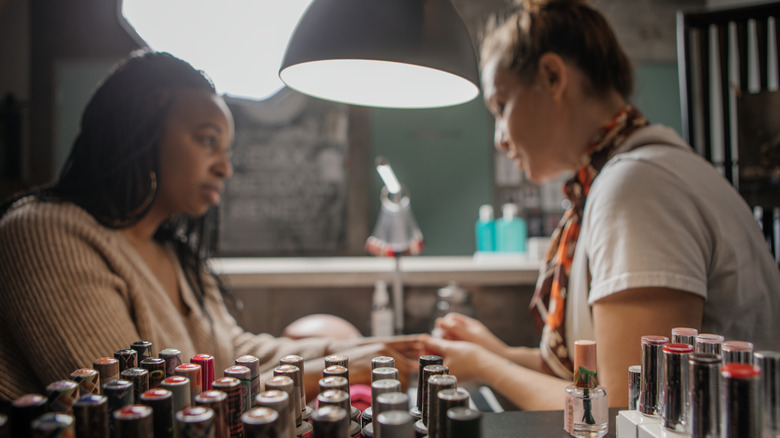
[200,274,332,373]
[232,326,333,373]
[0,200,142,398]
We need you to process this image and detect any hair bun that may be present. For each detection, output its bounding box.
[523,0,588,13]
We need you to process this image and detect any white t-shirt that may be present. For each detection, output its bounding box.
[566,125,780,355]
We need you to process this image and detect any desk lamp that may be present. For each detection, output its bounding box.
[365,157,424,334]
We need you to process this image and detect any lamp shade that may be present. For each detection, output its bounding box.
[279,0,480,108]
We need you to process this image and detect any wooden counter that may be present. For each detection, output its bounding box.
[211,255,541,289]
[211,255,541,344]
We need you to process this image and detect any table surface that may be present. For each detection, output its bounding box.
[482,407,621,437]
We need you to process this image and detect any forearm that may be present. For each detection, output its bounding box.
[502,346,546,373]
[478,354,569,411]
[421,336,566,410]
[231,325,333,372]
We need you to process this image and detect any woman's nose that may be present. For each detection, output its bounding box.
[214,153,233,180]
[494,123,509,152]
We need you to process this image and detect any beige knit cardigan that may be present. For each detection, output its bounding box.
[0,197,330,401]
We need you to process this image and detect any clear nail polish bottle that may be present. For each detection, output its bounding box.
[565,340,609,437]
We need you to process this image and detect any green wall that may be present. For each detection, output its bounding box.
[369,61,684,256]
[633,62,683,135]
[369,97,494,256]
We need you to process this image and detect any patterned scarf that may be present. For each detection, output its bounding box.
[529,106,648,379]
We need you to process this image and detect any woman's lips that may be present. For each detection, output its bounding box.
[202,185,222,204]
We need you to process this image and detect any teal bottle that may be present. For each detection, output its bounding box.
[496,203,527,252]
[474,204,496,252]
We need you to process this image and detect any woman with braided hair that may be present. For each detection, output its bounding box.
[422,0,780,410]
[0,50,418,403]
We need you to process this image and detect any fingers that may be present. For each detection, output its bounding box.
[446,312,470,322]
[435,312,466,328]
[386,336,423,350]
[436,312,462,327]
[419,334,447,356]
[436,319,472,342]
[434,315,459,336]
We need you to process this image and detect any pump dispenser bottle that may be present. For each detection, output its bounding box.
[496,203,527,252]
[474,204,496,252]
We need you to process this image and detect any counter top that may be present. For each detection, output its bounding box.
[211,255,541,288]
[482,407,620,437]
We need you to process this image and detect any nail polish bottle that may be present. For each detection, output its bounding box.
[722,363,762,438]
[565,340,608,437]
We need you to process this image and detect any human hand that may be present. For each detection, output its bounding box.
[329,337,422,391]
[433,313,508,357]
[383,335,425,361]
[420,334,500,383]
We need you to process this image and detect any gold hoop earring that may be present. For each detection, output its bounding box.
[132,171,158,214]
[149,171,158,193]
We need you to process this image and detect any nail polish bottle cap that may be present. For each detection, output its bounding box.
[574,340,598,373]
[722,340,754,352]
[671,327,698,337]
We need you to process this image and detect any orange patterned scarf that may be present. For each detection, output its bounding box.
[529,106,648,378]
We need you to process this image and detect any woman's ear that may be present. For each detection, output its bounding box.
[537,52,568,101]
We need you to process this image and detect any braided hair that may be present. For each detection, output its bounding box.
[2,50,227,310]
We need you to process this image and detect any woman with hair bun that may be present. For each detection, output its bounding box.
[422,0,780,410]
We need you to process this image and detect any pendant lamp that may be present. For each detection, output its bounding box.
[278,0,480,108]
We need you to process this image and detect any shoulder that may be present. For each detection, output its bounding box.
[0,197,106,246]
[616,124,690,153]
[589,125,721,207]
[579,126,734,299]
[605,125,699,174]
[0,196,130,303]
[2,196,88,225]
